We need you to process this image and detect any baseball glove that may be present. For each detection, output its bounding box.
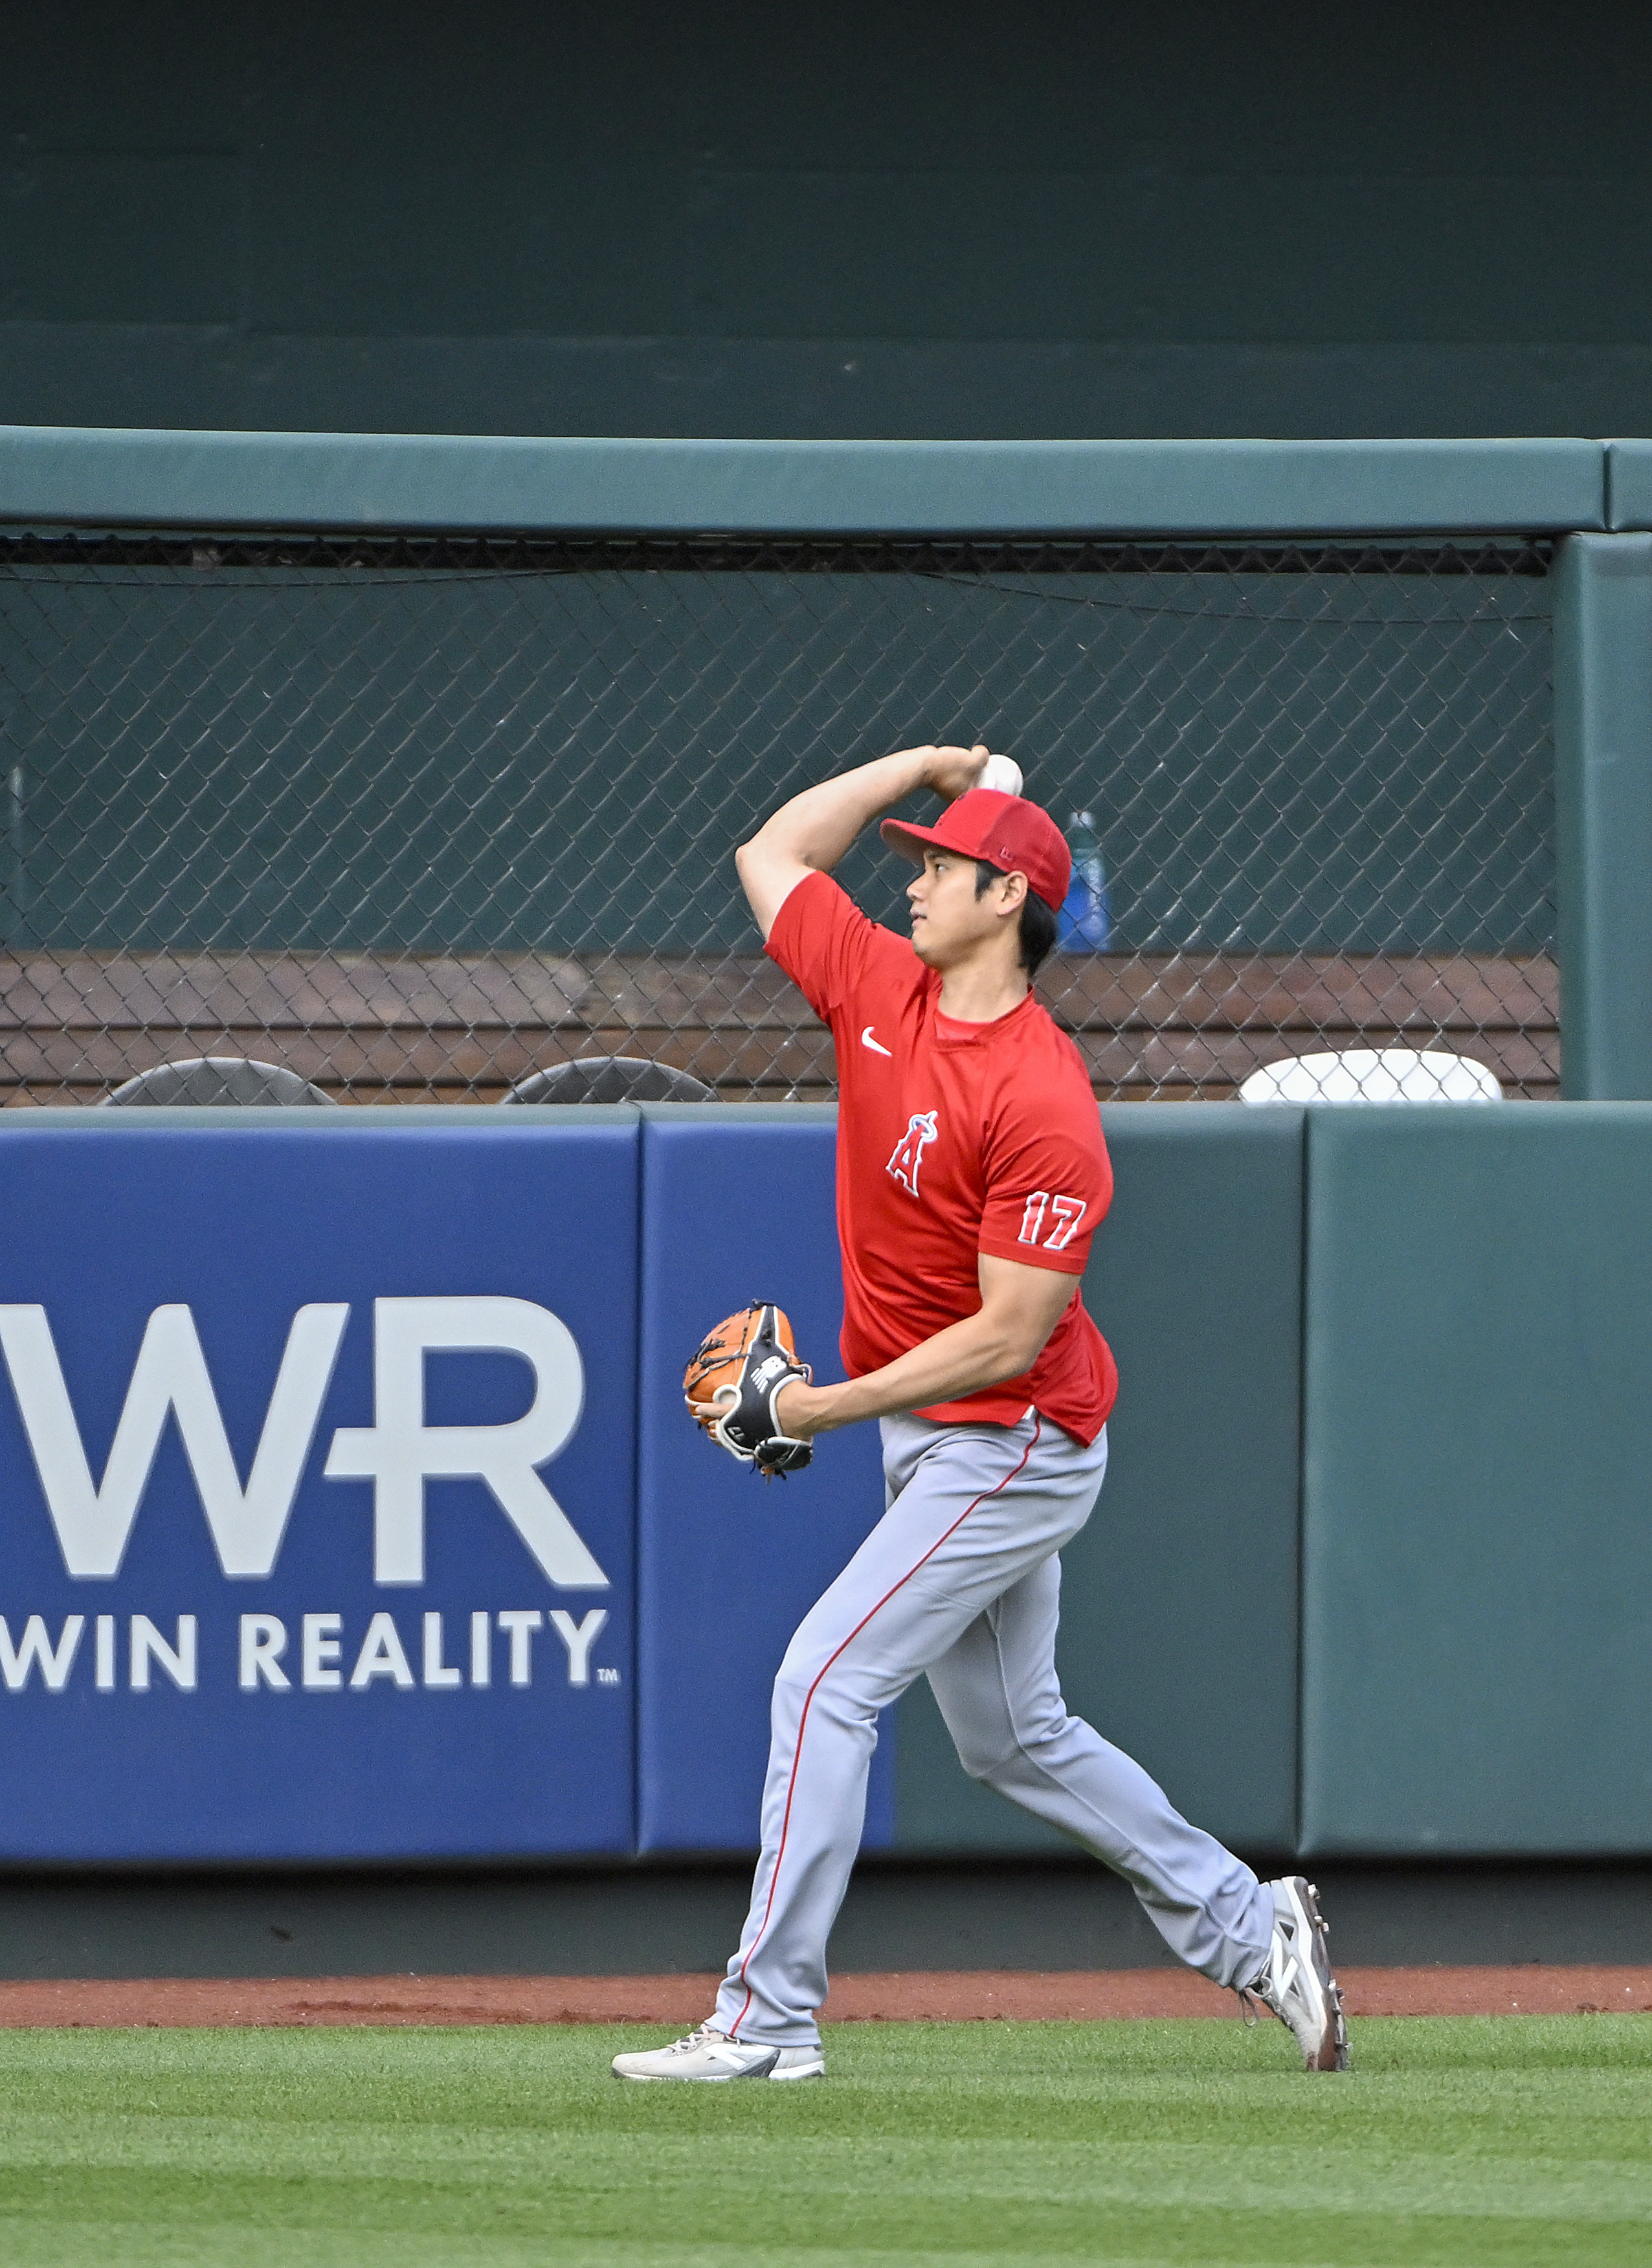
[684,1300,814,1479]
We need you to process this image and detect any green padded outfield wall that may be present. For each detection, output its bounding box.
[893,1105,1303,1857]
[1553,535,1652,1099]
[1301,1106,1652,1856]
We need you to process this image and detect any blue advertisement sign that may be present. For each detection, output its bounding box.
[0,1114,637,1862]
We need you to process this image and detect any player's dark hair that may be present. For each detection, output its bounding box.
[976,860,1060,977]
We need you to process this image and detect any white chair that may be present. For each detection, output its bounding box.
[1238,1048,1503,1106]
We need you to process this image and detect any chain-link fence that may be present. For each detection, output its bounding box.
[0,531,1556,1104]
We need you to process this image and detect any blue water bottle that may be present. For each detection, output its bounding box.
[1059,810,1111,950]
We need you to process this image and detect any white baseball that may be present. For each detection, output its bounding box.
[979,753,1023,796]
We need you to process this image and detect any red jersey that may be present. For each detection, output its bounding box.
[766,870,1118,1443]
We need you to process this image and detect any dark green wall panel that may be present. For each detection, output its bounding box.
[895,1104,1302,1855]
[4,3,1652,439]
[4,335,1649,446]
[1302,1106,1652,1856]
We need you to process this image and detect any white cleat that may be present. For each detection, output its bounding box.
[1244,1876,1350,2071]
[610,2025,825,2083]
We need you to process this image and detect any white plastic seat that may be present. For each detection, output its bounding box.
[1238,1048,1503,1106]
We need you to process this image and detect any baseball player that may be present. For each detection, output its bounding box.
[613,743,1346,2081]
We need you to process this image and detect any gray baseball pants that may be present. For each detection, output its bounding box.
[713,1407,1274,2048]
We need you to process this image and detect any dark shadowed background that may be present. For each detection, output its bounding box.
[1,1,1647,441]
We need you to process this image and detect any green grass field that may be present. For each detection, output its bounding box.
[0,2016,1647,2265]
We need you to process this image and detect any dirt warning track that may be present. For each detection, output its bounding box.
[1,1966,1649,2029]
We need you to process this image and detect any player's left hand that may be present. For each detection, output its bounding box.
[770,1376,820,1438]
[683,1300,815,1480]
[683,1381,818,1434]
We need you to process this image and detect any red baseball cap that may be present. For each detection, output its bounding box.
[880,788,1071,913]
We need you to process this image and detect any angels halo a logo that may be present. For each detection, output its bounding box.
[886,1109,939,1199]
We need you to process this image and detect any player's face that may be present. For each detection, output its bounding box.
[907,851,1012,968]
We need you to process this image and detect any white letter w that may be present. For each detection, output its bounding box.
[0,1304,349,1579]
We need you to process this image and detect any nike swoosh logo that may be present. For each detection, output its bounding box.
[861,1026,893,1058]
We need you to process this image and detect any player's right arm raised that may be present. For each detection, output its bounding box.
[735,742,990,939]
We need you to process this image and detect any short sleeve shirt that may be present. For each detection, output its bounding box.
[766,870,1118,1443]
